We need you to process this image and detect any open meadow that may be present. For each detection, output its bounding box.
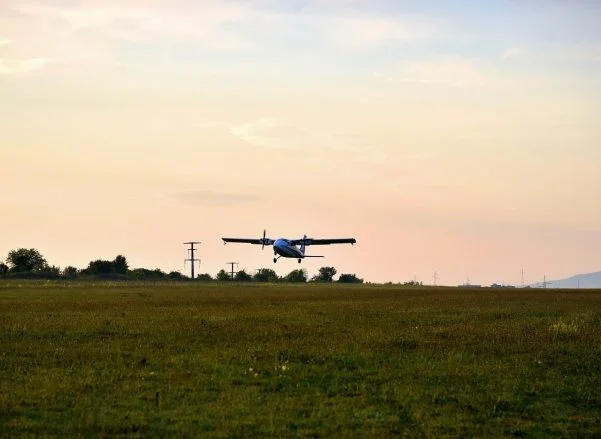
[1,281,600,437]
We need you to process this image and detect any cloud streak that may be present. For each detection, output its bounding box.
[503,47,523,60]
[228,118,314,150]
[8,1,447,62]
[375,57,493,89]
[173,190,260,207]
[0,57,49,76]
[13,2,263,50]
[320,14,441,49]
[198,117,379,156]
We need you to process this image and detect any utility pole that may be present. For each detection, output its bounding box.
[226,262,239,280]
[521,269,525,288]
[433,271,438,286]
[184,242,201,279]
[542,275,552,289]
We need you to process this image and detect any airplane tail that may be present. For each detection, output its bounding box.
[300,234,307,255]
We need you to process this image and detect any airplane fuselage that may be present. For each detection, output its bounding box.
[273,239,304,259]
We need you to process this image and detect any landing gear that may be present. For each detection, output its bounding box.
[273,258,278,263]
[298,259,302,264]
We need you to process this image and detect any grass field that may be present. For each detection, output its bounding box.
[1,281,600,437]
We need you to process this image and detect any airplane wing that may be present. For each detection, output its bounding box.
[291,238,356,246]
[222,238,275,245]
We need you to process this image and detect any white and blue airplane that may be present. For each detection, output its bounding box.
[222,230,356,263]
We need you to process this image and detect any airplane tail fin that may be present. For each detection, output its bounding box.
[300,234,307,255]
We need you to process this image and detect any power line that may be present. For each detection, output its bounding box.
[184,242,201,279]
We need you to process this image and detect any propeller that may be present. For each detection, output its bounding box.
[261,229,267,250]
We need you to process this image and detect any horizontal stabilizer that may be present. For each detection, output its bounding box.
[303,255,325,258]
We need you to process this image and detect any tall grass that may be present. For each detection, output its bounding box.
[1,282,600,437]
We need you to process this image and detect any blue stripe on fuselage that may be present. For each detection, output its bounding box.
[273,239,303,258]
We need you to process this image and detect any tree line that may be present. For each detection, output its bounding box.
[0,248,364,283]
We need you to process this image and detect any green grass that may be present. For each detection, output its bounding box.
[1,281,601,437]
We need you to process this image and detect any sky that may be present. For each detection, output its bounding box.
[1,0,600,285]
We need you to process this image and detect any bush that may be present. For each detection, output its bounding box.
[253,268,279,282]
[234,270,252,282]
[338,274,364,284]
[129,268,168,281]
[311,267,337,282]
[285,269,307,283]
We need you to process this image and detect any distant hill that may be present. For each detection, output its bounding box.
[532,271,601,289]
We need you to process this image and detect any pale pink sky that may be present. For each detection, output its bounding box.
[1,1,600,285]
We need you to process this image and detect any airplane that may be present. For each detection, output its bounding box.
[222,230,356,263]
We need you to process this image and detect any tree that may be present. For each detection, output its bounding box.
[129,268,167,280]
[312,266,337,282]
[45,265,61,278]
[167,271,186,281]
[113,255,129,274]
[0,262,8,278]
[62,266,79,279]
[285,269,307,283]
[234,270,252,282]
[253,268,279,282]
[85,259,115,275]
[338,273,364,284]
[216,269,231,281]
[84,255,129,276]
[196,273,213,281]
[6,248,48,273]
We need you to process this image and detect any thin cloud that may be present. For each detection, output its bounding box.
[14,2,261,50]
[503,47,523,60]
[11,2,445,55]
[225,118,377,154]
[196,118,381,164]
[0,57,49,76]
[173,190,260,206]
[229,118,314,149]
[195,121,229,128]
[0,38,11,46]
[196,117,387,170]
[322,14,440,49]
[377,57,493,89]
